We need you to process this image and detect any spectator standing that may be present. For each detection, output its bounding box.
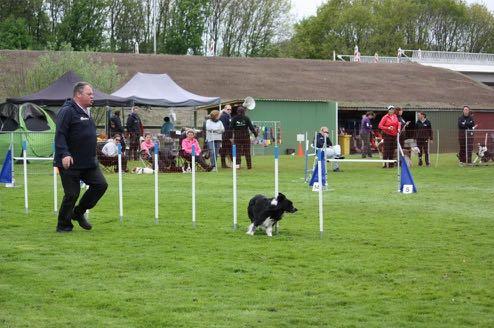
[360,111,375,158]
[219,104,233,168]
[161,116,174,136]
[109,110,124,136]
[231,106,257,169]
[54,82,108,232]
[378,106,401,168]
[457,105,477,164]
[205,110,225,169]
[415,112,433,166]
[126,106,142,160]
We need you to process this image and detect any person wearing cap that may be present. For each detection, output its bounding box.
[378,106,401,168]
[360,111,375,158]
[181,129,213,171]
[457,105,477,165]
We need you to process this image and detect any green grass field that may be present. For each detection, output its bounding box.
[0,155,493,327]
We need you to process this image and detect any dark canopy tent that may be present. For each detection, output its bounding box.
[6,70,131,107]
[111,72,220,107]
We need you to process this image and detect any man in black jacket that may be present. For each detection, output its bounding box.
[219,104,232,168]
[109,110,124,136]
[54,82,108,233]
[415,112,433,166]
[458,105,477,164]
[126,106,142,160]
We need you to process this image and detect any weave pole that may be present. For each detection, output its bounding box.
[317,149,324,238]
[274,145,279,234]
[154,142,159,224]
[22,140,28,214]
[191,145,196,228]
[117,143,123,223]
[435,129,440,168]
[232,144,237,230]
[52,143,58,215]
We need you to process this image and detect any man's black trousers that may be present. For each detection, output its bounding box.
[57,166,108,229]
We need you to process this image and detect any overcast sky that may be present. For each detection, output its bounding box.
[290,0,494,21]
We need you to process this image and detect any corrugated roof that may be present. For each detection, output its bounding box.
[1,50,493,109]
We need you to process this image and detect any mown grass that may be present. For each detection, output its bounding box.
[0,154,493,327]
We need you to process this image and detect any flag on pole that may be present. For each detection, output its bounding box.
[0,148,13,184]
[399,154,417,193]
[309,150,326,188]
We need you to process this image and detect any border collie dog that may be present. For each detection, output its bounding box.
[247,193,297,237]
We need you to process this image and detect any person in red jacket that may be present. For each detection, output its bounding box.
[378,106,401,168]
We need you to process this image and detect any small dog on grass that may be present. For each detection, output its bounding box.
[246,193,297,237]
[474,143,493,164]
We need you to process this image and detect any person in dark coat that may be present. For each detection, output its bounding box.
[54,82,108,233]
[230,106,257,169]
[457,105,477,164]
[109,110,124,136]
[219,104,232,168]
[109,110,126,150]
[415,112,433,166]
[126,106,142,160]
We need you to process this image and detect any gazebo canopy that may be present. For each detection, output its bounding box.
[111,72,221,107]
[7,70,131,107]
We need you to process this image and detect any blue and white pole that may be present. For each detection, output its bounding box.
[232,144,237,230]
[52,143,58,215]
[317,149,324,237]
[154,142,159,224]
[22,140,28,213]
[274,145,279,196]
[274,145,279,234]
[117,143,123,223]
[191,145,196,228]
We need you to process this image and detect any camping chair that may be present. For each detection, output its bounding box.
[97,142,117,173]
[177,132,211,172]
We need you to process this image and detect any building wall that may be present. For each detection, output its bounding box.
[249,100,338,153]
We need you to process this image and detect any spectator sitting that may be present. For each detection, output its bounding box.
[161,116,174,136]
[314,126,343,172]
[140,133,155,160]
[100,134,128,172]
[181,129,213,171]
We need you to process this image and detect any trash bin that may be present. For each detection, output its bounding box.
[338,134,352,155]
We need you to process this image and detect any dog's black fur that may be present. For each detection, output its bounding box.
[246,193,297,236]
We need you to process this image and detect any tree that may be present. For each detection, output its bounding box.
[0,17,33,49]
[57,0,107,51]
[165,0,208,55]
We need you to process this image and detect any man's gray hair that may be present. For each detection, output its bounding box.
[73,82,92,96]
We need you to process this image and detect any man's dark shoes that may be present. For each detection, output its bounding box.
[73,210,92,230]
[56,225,73,233]
[418,159,423,166]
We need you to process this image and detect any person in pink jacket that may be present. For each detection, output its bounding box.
[378,106,401,168]
[181,129,212,171]
[140,133,155,160]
